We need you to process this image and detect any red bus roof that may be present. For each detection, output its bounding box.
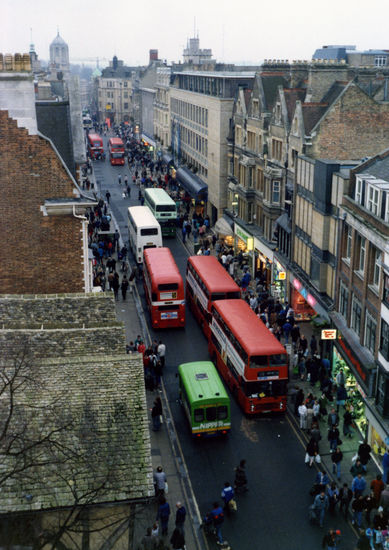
[109,137,124,146]
[87,133,102,143]
[188,256,240,294]
[144,248,183,285]
[213,299,287,357]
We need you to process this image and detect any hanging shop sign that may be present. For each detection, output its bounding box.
[292,277,317,307]
[321,329,337,340]
[234,223,250,244]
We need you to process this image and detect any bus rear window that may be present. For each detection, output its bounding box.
[159,283,178,291]
[205,407,217,421]
[141,228,159,236]
[194,409,204,422]
[269,354,287,366]
[156,205,176,212]
[211,292,225,301]
[111,152,123,158]
[226,291,241,299]
[249,355,268,368]
[218,406,228,420]
[243,380,287,397]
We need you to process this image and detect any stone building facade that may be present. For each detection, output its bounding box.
[95,57,135,124]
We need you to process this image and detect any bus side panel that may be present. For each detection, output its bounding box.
[186,283,209,337]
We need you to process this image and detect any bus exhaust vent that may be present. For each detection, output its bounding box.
[195,373,209,381]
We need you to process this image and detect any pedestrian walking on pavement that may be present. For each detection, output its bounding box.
[328,425,340,452]
[175,502,186,532]
[170,527,185,550]
[156,496,170,536]
[138,527,157,550]
[352,494,365,528]
[153,466,167,498]
[339,483,353,519]
[352,473,367,498]
[313,491,329,528]
[157,340,166,368]
[371,474,385,506]
[127,184,131,197]
[331,447,343,480]
[105,190,111,204]
[124,174,128,186]
[118,174,122,185]
[210,502,225,545]
[121,275,129,300]
[112,272,120,301]
[221,482,235,513]
[322,528,341,550]
[234,459,248,493]
[151,397,162,432]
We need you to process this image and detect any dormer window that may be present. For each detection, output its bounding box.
[367,185,380,215]
[355,177,363,204]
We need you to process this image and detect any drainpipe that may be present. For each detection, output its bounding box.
[72,205,91,293]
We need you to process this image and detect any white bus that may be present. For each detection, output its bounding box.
[144,188,177,237]
[128,206,162,263]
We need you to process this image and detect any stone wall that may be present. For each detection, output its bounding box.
[0,294,117,325]
[0,327,126,358]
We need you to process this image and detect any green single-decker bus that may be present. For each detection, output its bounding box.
[178,361,231,437]
[144,188,177,237]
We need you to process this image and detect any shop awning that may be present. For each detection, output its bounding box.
[214,216,234,236]
[176,167,208,199]
[275,212,291,234]
[162,153,174,165]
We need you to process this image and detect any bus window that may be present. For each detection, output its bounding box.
[159,283,178,291]
[194,409,204,422]
[206,407,217,421]
[249,355,268,368]
[156,204,176,212]
[141,228,159,236]
[218,406,228,420]
[269,354,287,366]
[211,292,226,301]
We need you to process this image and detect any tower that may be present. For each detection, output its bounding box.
[49,31,70,77]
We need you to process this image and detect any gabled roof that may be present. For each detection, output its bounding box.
[284,89,306,123]
[260,74,288,112]
[354,148,389,181]
[302,103,329,134]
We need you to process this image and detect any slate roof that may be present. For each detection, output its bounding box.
[302,103,329,134]
[261,75,288,111]
[284,89,306,123]
[0,294,154,514]
[356,150,389,181]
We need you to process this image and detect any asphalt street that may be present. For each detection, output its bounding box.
[92,139,358,550]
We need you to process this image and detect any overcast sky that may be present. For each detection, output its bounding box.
[2,0,389,67]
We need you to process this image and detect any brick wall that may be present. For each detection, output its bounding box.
[310,84,389,159]
[0,110,85,294]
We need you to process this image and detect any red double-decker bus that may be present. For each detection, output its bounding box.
[143,248,185,328]
[109,137,125,165]
[186,256,241,338]
[87,133,104,159]
[208,299,288,415]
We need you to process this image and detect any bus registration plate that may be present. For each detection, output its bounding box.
[161,312,178,320]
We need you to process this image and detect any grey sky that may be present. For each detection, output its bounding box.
[2,0,389,67]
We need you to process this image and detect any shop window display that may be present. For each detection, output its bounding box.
[332,349,366,435]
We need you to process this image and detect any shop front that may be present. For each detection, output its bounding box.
[234,223,255,274]
[332,346,367,436]
[290,276,319,322]
[253,237,273,290]
[272,260,287,304]
[332,327,381,460]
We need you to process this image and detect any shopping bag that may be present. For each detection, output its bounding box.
[164,482,168,494]
[229,499,237,511]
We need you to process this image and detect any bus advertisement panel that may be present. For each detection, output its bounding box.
[186,256,241,339]
[209,299,288,415]
[144,188,177,237]
[109,137,125,165]
[87,133,104,159]
[127,206,162,264]
[143,247,185,328]
[178,361,231,437]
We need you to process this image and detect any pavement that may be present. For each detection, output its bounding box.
[90,159,207,550]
